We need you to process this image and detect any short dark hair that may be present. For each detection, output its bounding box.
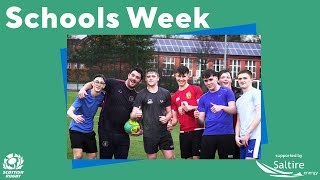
[175,66,189,75]
[93,74,106,83]
[218,69,231,80]
[238,70,253,78]
[145,68,159,76]
[202,69,218,79]
[129,67,144,80]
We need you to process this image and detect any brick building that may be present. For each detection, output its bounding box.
[67,37,261,88]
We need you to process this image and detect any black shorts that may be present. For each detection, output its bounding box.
[179,130,203,159]
[234,140,240,159]
[200,134,235,159]
[143,133,174,154]
[98,129,130,159]
[69,129,97,153]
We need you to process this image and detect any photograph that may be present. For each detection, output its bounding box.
[66,35,262,160]
[2,0,320,179]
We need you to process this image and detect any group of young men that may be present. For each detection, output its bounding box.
[67,65,261,160]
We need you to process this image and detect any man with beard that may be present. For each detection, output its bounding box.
[78,68,143,159]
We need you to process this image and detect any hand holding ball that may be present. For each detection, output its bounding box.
[124,119,140,134]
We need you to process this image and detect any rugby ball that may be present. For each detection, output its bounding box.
[124,119,140,134]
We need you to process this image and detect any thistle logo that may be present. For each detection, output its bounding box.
[2,153,24,179]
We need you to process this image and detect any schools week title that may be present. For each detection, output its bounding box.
[4,6,210,29]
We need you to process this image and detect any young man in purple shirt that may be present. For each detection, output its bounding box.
[195,69,236,159]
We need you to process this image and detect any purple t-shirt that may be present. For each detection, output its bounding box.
[198,86,235,135]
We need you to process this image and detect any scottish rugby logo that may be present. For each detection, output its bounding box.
[3,154,24,170]
[256,161,303,178]
[2,153,24,179]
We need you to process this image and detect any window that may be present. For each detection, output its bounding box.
[147,57,158,68]
[213,59,224,72]
[229,60,241,79]
[67,63,71,69]
[245,60,256,79]
[195,59,201,77]
[181,58,193,76]
[194,59,202,84]
[79,64,85,69]
[162,57,175,76]
[74,63,78,69]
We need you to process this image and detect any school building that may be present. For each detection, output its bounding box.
[68,37,261,88]
[150,38,261,87]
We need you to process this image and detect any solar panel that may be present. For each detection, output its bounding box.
[173,46,180,52]
[164,39,171,45]
[188,41,195,47]
[236,49,243,55]
[181,41,189,46]
[152,38,261,56]
[244,43,251,49]
[176,40,183,46]
[171,40,178,46]
[228,42,236,49]
[190,47,198,53]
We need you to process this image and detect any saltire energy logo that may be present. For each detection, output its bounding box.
[256,161,303,178]
[256,153,318,178]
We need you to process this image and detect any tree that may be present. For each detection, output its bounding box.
[68,35,155,80]
[242,35,261,43]
[193,35,243,72]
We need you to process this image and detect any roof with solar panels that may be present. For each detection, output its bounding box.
[153,38,261,57]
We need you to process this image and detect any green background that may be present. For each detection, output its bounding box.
[1,0,319,179]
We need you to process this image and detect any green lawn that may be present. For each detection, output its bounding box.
[67,91,181,159]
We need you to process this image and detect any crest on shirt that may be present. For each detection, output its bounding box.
[147,99,153,104]
[186,91,192,99]
[129,96,134,102]
[176,97,180,102]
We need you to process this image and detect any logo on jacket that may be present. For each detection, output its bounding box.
[186,91,192,99]
[129,96,134,102]
[147,99,153,104]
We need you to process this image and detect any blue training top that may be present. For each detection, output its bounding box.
[198,86,235,135]
[69,90,104,133]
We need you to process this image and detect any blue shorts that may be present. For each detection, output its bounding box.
[240,139,261,159]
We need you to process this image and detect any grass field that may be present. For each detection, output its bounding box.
[67,91,181,159]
